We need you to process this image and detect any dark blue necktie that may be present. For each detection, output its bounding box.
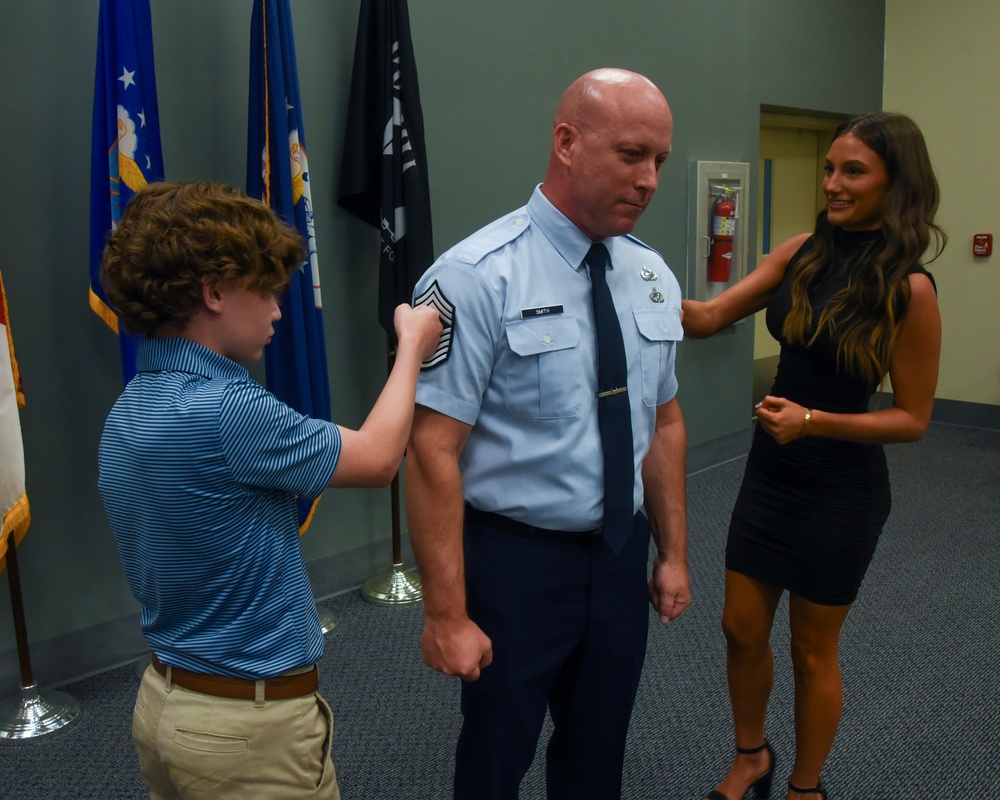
[585,243,634,553]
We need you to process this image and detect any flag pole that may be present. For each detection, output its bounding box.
[248,0,338,632]
[359,338,422,605]
[0,540,80,739]
[338,0,431,605]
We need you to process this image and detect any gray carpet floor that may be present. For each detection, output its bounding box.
[0,422,996,799]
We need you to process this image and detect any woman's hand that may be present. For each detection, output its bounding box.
[755,395,810,445]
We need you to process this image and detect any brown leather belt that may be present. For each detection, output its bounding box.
[150,652,318,700]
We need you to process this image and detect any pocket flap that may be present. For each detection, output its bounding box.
[633,308,682,342]
[506,316,580,356]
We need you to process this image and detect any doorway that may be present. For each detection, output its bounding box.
[752,112,845,407]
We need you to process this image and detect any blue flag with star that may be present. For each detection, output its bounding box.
[89,0,164,384]
[248,0,331,530]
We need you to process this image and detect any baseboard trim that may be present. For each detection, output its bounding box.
[0,612,147,699]
[682,396,1000,477]
[5,398,992,696]
[686,427,752,475]
[929,397,1000,430]
[0,537,410,698]
[870,393,1000,430]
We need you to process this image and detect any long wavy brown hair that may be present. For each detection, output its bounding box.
[101,181,305,335]
[782,112,946,385]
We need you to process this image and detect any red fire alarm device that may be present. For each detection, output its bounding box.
[973,233,992,257]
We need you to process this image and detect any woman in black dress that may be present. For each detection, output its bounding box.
[682,112,944,800]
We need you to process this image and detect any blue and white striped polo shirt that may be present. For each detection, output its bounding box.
[98,337,341,678]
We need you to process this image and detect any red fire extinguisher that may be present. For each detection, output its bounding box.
[708,190,736,289]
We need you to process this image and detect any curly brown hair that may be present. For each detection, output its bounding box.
[101,181,306,335]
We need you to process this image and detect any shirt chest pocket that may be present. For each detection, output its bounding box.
[633,308,682,407]
[504,316,584,419]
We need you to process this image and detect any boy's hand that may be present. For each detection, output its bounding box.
[394,303,443,361]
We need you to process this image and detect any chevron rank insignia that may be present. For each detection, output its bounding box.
[414,280,455,369]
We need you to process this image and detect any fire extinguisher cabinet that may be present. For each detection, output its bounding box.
[687,160,750,305]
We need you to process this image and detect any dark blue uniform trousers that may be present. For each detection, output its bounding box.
[454,512,651,800]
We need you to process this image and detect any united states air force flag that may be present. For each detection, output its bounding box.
[248,0,331,531]
[338,0,434,343]
[89,0,164,384]
[1,269,30,573]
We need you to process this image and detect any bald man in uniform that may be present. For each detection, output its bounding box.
[406,69,691,800]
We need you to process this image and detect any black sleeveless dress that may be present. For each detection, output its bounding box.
[726,229,934,605]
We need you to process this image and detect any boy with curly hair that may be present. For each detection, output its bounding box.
[98,181,441,800]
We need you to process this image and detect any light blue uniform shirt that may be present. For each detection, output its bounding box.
[414,186,682,531]
[98,337,340,678]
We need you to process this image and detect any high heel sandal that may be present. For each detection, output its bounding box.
[706,740,776,800]
[787,780,827,798]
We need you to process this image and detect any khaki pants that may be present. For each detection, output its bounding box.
[133,665,341,800]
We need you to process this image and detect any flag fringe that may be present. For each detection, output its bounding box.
[261,2,272,208]
[2,274,24,407]
[299,494,322,537]
[0,492,30,573]
[89,287,121,335]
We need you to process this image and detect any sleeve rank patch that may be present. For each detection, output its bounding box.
[414,280,455,369]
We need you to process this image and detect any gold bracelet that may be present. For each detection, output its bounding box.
[800,409,812,437]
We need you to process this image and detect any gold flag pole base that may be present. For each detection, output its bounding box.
[0,684,80,740]
[316,602,338,634]
[360,562,422,606]
[360,342,422,607]
[0,541,80,738]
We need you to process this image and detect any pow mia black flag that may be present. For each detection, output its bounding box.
[338,0,433,343]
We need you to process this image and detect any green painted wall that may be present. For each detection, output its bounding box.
[0,0,884,687]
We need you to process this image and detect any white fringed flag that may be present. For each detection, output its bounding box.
[0,268,29,573]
